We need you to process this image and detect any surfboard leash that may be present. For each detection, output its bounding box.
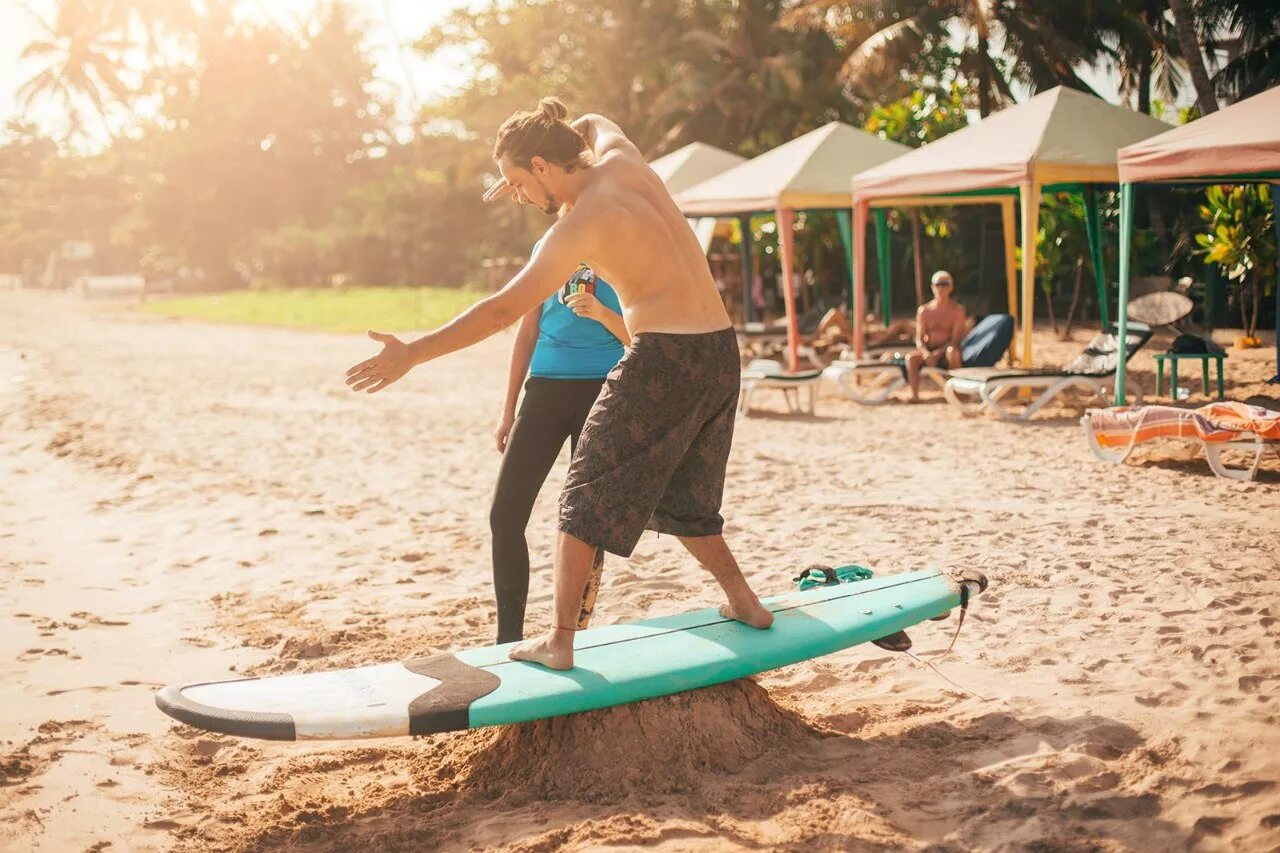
[904,649,991,702]
[941,581,971,657]
[913,562,992,701]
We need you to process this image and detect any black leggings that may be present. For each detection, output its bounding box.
[490,376,606,643]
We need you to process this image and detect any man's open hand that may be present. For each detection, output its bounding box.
[482,178,527,205]
[345,331,413,394]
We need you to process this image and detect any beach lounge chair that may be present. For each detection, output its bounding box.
[1082,402,1280,481]
[739,359,824,416]
[822,313,1015,405]
[942,322,1153,421]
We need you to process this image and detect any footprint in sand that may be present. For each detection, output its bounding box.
[1237,675,1271,694]
[1192,815,1235,838]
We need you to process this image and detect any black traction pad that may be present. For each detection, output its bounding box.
[404,654,502,735]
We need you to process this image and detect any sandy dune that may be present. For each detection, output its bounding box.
[1,290,1278,852]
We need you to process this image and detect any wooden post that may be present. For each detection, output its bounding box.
[1019,181,1040,370]
[777,207,800,372]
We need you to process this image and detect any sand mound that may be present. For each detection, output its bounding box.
[433,679,829,803]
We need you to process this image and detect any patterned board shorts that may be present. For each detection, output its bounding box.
[558,327,740,557]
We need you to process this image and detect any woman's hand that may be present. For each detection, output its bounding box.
[564,291,608,323]
[494,414,515,453]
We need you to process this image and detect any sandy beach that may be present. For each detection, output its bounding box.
[2,289,1278,852]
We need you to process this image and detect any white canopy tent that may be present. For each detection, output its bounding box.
[850,86,1171,366]
[649,142,746,195]
[1114,86,1280,396]
[677,122,909,369]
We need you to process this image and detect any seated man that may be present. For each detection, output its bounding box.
[905,270,966,401]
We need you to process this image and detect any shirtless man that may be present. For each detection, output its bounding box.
[344,97,773,669]
[905,270,966,401]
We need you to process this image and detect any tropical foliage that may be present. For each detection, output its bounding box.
[1196,184,1276,339]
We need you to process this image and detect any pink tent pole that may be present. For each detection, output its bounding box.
[852,200,869,359]
[777,207,800,372]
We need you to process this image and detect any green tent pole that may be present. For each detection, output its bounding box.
[872,208,891,325]
[1206,264,1222,331]
[835,208,854,319]
[1270,188,1279,382]
[737,214,755,325]
[1083,185,1109,327]
[1114,183,1134,405]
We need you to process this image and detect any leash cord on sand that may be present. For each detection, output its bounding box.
[904,649,992,702]
[905,590,994,701]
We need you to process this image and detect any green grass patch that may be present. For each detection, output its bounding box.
[137,286,484,333]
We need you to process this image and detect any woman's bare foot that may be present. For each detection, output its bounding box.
[718,598,774,629]
[508,628,575,670]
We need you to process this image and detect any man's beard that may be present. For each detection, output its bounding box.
[534,177,560,216]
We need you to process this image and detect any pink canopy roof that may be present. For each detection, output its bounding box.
[1118,86,1280,184]
[853,86,1170,201]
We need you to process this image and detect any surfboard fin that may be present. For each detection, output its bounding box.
[871,629,913,652]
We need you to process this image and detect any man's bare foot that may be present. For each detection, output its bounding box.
[718,599,774,629]
[508,628,575,670]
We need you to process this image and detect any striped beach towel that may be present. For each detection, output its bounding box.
[1087,402,1280,450]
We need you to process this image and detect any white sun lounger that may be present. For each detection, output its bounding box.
[822,313,1015,406]
[821,360,947,405]
[944,370,1145,421]
[942,323,1152,422]
[739,360,824,416]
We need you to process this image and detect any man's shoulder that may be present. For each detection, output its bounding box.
[575,169,641,211]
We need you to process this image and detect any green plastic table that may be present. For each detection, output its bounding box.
[1153,352,1225,401]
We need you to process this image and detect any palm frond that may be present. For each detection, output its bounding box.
[840,16,925,83]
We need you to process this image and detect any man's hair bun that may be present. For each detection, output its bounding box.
[537,97,570,122]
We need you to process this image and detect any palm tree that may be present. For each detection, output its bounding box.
[783,0,1110,117]
[1167,0,1219,112]
[1099,0,1184,114]
[658,0,852,154]
[17,0,133,141]
[1199,0,1280,101]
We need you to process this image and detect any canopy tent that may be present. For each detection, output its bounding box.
[1114,86,1280,397]
[648,142,746,195]
[678,122,909,370]
[850,86,1171,368]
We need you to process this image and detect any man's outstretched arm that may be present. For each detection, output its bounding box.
[345,220,590,393]
[572,114,642,163]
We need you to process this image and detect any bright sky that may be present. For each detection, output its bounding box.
[0,0,477,139]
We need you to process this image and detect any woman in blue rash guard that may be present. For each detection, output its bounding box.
[489,243,629,643]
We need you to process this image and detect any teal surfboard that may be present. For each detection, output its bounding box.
[156,567,987,741]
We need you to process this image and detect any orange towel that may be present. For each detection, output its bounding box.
[1088,402,1280,450]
